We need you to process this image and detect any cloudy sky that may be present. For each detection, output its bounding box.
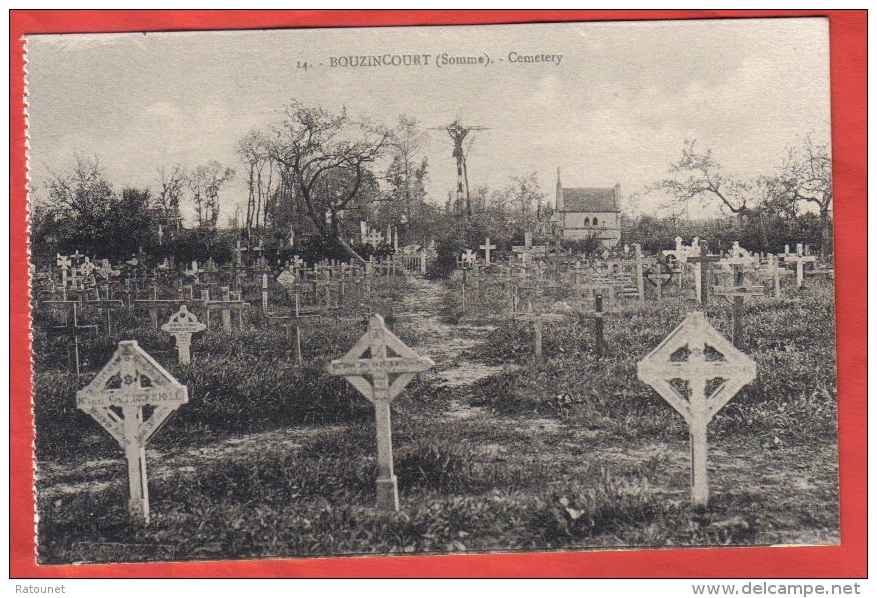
[25,18,831,222]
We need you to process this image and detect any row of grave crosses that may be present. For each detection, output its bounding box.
[74,305,758,525]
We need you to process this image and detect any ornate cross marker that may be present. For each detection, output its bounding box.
[76,340,188,524]
[637,313,756,507]
[326,314,434,510]
[161,305,206,365]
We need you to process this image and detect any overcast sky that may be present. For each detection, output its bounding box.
[25,18,831,222]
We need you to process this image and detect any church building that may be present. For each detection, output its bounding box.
[551,168,622,246]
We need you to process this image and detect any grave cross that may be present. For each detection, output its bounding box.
[56,254,71,291]
[366,230,384,248]
[327,314,434,510]
[45,301,98,376]
[84,296,125,334]
[759,254,784,298]
[514,301,566,363]
[687,243,721,305]
[76,340,188,524]
[206,286,250,332]
[644,258,674,300]
[479,237,496,264]
[713,265,765,349]
[637,312,756,507]
[782,244,817,289]
[134,288,182,329]
[161,305,206,365]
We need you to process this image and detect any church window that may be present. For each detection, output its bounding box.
[592,217,599,226]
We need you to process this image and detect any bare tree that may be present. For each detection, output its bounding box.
[237,130,274,238]
[267,100,392,262]
[189,161,235,230]
[156,164,187,234]
[654,140,759,218]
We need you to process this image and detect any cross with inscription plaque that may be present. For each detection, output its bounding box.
[326,314,434,510]
[76,340,188,524]
[637,312,756,506]
[161,305,207,365]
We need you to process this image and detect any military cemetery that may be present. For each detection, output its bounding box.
[24,19,839,565]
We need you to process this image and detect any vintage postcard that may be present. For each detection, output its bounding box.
[13,11,865,577]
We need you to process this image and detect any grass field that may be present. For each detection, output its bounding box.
[32,270,838,564]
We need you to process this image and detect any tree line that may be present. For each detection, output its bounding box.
[30,98,832,265]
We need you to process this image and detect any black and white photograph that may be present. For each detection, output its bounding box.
[25,17,838,565]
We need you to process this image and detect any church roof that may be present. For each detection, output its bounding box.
[561,187,619,212]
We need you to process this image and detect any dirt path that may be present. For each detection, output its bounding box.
[40,274,505,499]
[398,275,507,391]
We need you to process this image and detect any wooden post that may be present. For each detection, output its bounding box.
[262,273,269,311]
[634,243,645,304]
[731,266,744,348]
[221,287,232,331]
[595,293,606,357]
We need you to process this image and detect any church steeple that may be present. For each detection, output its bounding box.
[556,167,564,212]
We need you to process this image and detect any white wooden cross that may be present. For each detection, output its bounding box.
[480,237,497,264]
[637,312,757,507]
[326,314,434,510]
[161,305,206,365]
[366,230,384,248]
[56,254,71,289]
[79,257,96,278]
[783,243,817,289]
[206,287,250,331]
[76,340,188,524]
[461,249,477,268]
[95,259,120,281]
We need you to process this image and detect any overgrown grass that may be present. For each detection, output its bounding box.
[32,272,839,563]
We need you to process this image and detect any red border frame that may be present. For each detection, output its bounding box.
[9,10,866,578]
